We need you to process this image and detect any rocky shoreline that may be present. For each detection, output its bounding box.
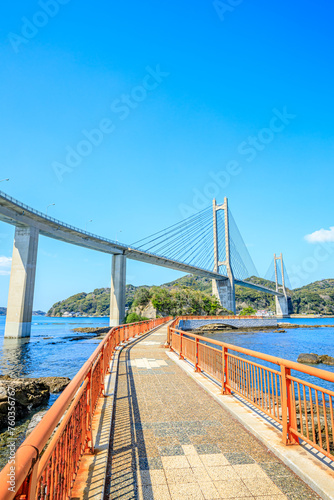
[0,375,70,431]
[297,353,334,365]
[72,326,111,334]
[0,375,71,469]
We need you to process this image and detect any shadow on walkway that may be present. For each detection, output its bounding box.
[104,335,153,499]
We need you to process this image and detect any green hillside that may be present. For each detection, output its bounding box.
[292,279,334,315]
[46,276,334,317]
[47,285,138,317]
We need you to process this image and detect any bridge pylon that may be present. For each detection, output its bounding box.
[274,253,290,318]
[212,198,236,314]
[109,253,126,326]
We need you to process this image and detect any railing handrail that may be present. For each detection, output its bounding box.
[169,316,334,461]
[0,316,171,499]
[170,325,334,384]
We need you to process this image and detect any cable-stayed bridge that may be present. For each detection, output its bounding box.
[0,191,290,338]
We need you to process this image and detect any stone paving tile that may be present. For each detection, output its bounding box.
[213,479,253,498]
[259,461,292,477]
[199,454,230,468]
[223,452,255,465]
[138,469,167,486]
[161,456,190,469]
[198,480,221,499]
[195,443,222,455]
[232,463,269,478]
[169,483,204,499]
[253,497,288,500]
[104,325,321,499]
[158,445,185,456]
[242,476,285,496]
[206,465,240,481]
[140,484,171,500]
[271,476,321,499]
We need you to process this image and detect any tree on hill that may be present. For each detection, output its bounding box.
[240,306,256,316]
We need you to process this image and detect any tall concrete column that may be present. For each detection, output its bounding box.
[109,254,126,327]
[5,226,39,338]
[274,253,289,317]
[275,295,289,317]
[212,279,235,313]
[212,198,236,314]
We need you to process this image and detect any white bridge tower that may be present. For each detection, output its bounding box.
[212,198,236,314]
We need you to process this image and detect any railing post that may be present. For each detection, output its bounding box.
[101,347,105,395]
[195,337,200,372]
[26,453,39,500]
[280,366,298,445]
[179,332,184,359]
[85,369,94,454]
[169,327,173,351]
[167,324,170,345]
[222,346,231,394]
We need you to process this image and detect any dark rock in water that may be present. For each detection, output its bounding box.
[38,377,70,393]
[0,376,49,431]
[25,410,48,437]
[318,354,334,366]
[72,326,110,334]
[297,353,319,364]
[297,353,334,365]
[0,375,70,431]
[195,323,238,332]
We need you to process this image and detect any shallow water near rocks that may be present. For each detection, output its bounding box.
[201,318,334,393]
[0,316,110,469]
[0,316,109,379]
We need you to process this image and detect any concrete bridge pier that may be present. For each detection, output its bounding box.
[109,253,126,327]
[5,226,39,338]
[275,295,289,318]
[212,279,236,314]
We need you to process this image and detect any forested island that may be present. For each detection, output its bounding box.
[45,276,334,319]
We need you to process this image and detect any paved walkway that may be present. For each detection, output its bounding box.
[104,324,319,500]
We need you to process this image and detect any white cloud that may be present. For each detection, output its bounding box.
[305,226,334,243]
[0,256,12,275]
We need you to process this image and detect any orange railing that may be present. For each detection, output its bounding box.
[0,317,171,500]
[169,321,334,461]
[166,315,262,344]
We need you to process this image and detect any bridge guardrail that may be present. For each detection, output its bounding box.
[169,318,334,462]
[0,191,233,279]
[0,316,171,500]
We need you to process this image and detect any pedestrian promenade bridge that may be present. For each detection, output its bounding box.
[1,317,333,499]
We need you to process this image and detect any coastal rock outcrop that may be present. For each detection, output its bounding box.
[318,354,334,365]
[38,377,70,393]
[0,375,71,431]
[297,353,334,365]
[297,353,319,364]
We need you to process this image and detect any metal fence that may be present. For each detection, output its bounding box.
[169,321,334,461]
[0,317,171,500]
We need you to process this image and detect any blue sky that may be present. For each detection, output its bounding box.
[0,0,333,310]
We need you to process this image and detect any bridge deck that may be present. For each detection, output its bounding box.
[76,324,319,500]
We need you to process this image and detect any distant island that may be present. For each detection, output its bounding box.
[0,309,46,317]
[44,276,334,319]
